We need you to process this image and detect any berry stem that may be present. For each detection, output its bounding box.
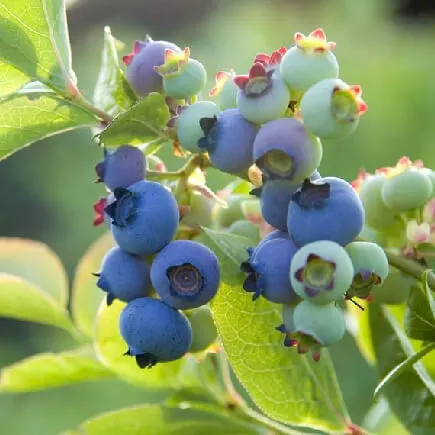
[385,249,435,289]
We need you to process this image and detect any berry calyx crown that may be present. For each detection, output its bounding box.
[331,84,368,122]
[154,47,190,77]
[294,28,336,55]
[254,46,287,68]
[122,36,152,65]
[233,63,273,97]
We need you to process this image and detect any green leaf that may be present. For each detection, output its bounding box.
[93,26,137,117]
[0,93,97,160]
[72,232,115,338]
[0,0,73,88]
[94,299,215,390]
[374,342,435,401]
[369,303,435,435]
[405,272,435,341]
[0,238,68,306]
[99,93,170,148]
[66,404,263,435]
[0,273,75,333]
[0,346,112,392]
[0,64,30,98]
[201,228,349,433]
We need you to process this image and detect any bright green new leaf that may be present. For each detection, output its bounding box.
[94,299,214,390]
[0,64,29,98]
[0,93,97,160]
[0,346,112,393]
[0,0,73,88]
[93,26,137,117]
[0,238,68,306]
[0,273,75,333]
[66,404,263,435]
[369,303,435,435]
[405,272,435,342]
[72,232,115,338]
[202,228,349,433]
[99,93,170,147]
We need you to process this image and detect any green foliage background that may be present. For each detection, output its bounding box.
[0,0,434,433]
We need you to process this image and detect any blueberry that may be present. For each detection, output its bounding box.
[176,101,219,153]
[293,300,345,346]
[123,38,181,97]
[187,306,218,353]
[290,240,354,304]
[253,118,322,183]
[252,171,320,232]
[358,174,398,229]
[258,229,290,248]
[150,240,220,310]
[227,220,260,242]
[345,241,389,300]
[198,109,257,174]
[107,180,179,255]
[288,177,364,247]
[209,70,238,110]
[301,79,367,139]
[241,238,299,304]
[120,297,192,368]
[234,63,290,124]
[280,28,339,93]
[381,168,432,212]
[275,304,298,348]
[155,48,207,99]
[95,247,152,305]
[180,191,214,228]
[95,145,145,191]
[216,194,251,227]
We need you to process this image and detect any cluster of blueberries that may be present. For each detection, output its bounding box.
[92,28,392,366]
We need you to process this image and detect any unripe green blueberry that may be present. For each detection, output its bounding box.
[290,240,354,304]
[371,266,414,305]
[187,306,218,353]
[181,191,214,228]
[345,241,389,299]
[381,169,432,212]
[176,101,219,153]
[227,220,260,242]
[282,303,297,333]
[215,194,251,228]
[293,301,346,346]
[358,174,398,229]
[210,71,238,110]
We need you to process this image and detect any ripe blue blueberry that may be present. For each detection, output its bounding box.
[253,118,322,183]
[300,78,367,140]
[290,240,354,304]
[288,177,364,247]
[176,101,219,153]
[234,63,290,124]
[95,145,145,191]
[155,48,207,100]
[258,230,290,249]
[150,240,220,310]
[241,238,299,304]
[280,29,339,93]
[293,300,346,346]
[198,109,257,174]
[95,247,151,305]
[107,180,179,255]
[123,37,181,97]
[120,297,192,368]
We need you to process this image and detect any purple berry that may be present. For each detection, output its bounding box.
[95,145,145,191]
[123,38,181,97]
[253,118,322,183]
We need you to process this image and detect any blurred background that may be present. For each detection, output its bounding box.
[1,0,435,433]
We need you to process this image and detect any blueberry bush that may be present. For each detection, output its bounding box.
[1,2,435,434]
